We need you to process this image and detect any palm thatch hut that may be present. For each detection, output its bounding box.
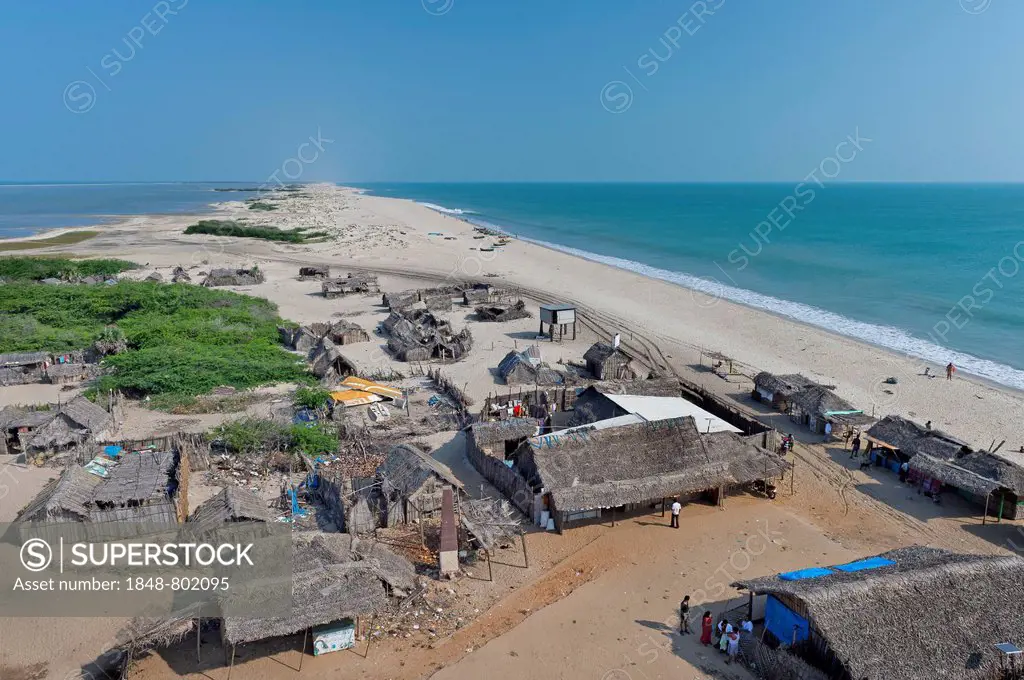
[0,351,50,385]
[188,486,271,533]
[171,265,191,283]
[282,320,370,356]
[788,384,871,434]
[733,546,1024,680]
[421,292,453,312]
[221,532,415,650]
[909,451,1024,520]
[469,418,541,459]
[298,265,330,280]
[202,267,264,287]
[15,465,103,524]
[751,372,818,409]
[145,272,164,282]
[497,347,565,386]
[383,290,419,311]
[377,444,464,525]
[382,310,473,362]
[328,320,370,345]
[322,274,380,298]
[864,415,971,472]
[0,406,58,456]
[508,416,786,531]
[583,342,642,380]
[91,449,189,525]
[46,362,95,385]
[475,300,530,322]
[25,396,113,460]
[309,337,357,385]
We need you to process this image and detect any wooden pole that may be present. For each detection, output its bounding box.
[487,549,493,582]
[983,492,990,525]
[998,492,1005,523]
[661,498,666,517]
[521,530,529,568]
[227,644,236,680]
[298,628,307,671]
[196,616,201,664]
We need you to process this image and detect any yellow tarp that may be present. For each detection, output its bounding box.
[339,376,403,400]
[329,389,381,407]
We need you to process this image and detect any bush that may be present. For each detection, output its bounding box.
[0,281,310,407]
[184,220,327,243]
[293,386,332,410]
[247,202,278,211]
[212,418,339,457]
[0,256,138,281]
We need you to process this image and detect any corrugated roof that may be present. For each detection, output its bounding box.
[600,394,741,433]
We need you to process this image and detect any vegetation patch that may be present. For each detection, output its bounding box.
[247,202,278,211]
[213,417,339,457]
[0,255,138,281]
[293,386,332,410]
[0,271,310,407]
[184,219,328,243]
[0,231,99,252]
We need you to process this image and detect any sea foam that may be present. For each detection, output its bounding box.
[417,202,475,216]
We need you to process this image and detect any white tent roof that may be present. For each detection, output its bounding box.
[602,394,741,434]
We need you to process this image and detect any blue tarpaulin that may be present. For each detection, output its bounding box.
[765,595,810,645]
[103,445,123,458]
[778,567,834,581]
[833,557,896,572]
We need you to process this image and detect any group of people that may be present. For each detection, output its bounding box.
[679,596,753,664]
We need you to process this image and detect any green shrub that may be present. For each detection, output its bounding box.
[247,202,278,211]
[184,220,327,243]
[0,256,138,281]
[212,418,339,457]
[293,386,332,410]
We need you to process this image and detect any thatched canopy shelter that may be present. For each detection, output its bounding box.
[328,319,370,345]
[0,351,50,368]
[516,416,785,527]
[592,378,682,397]
[787,384,871,432]
[865,415,969,461]
[322,274,379,298]
[221,532,415,646]
[497,348,565,386]
[475,299,530,322]
[202,267,264,287]
[383,290,419,311]
[908,454,1001,498]
[460,498,522,551]
[463,288,490,305]
[382,309,473,362]
[583,342,640,380]
[16,465,103,524]
[46,362,95,385]
[188,486,270,534]
[911,450,1024,519]
[282,320,370,356]
[733,546,1024,680]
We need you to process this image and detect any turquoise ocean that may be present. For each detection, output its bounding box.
[357,183,1024,391]
[2,182,1022,391]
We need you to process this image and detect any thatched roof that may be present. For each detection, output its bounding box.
[752,372,817,397]
[475,300,530,322]
[16,465,103,522]
[908,454,1001,497]
[788,384,857,418]
[310,337,357,382]
[470,418,540,447]
[61,395,112,432]
[0,351,49,367]
[93,450,177,505]
[734,546,1024,680]
[222,532,415,645]
[592,378,682,397]
[382,309,472,362]
[46,363,93,381]
[522,416,785,512]
[0,406,57,430]
[583,341,629,366]
[188,486,270,533]
[955,451,1024,495]
[377,444,464,497]
[460,498,522,551]
[866,415,968,460]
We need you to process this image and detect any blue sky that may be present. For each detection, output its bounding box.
[1,0,1021,182]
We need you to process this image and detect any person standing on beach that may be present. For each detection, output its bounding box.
[946,362,956,381]
[851,434,861,459]
[670,497,682,528]
[700,611,714,645]
[679,596,691,634]
[824,421,833,439]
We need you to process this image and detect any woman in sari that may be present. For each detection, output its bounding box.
[700,611,713,645]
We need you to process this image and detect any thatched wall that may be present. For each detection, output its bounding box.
[467,443,535,517]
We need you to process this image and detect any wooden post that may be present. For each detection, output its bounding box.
[983,492,990,525]
[227,644,236,680]
[611,505,616,527]
[196,616,201,664]
[998,492,1005,523]
[298,628,308,671]
[487,549,493,582]
[521,530,529,568]
[748,593,754,621]
[661,498,666,517]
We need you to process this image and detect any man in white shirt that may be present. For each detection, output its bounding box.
[670,498,682,528]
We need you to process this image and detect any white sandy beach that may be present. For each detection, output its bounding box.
[19,183,1019,452]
